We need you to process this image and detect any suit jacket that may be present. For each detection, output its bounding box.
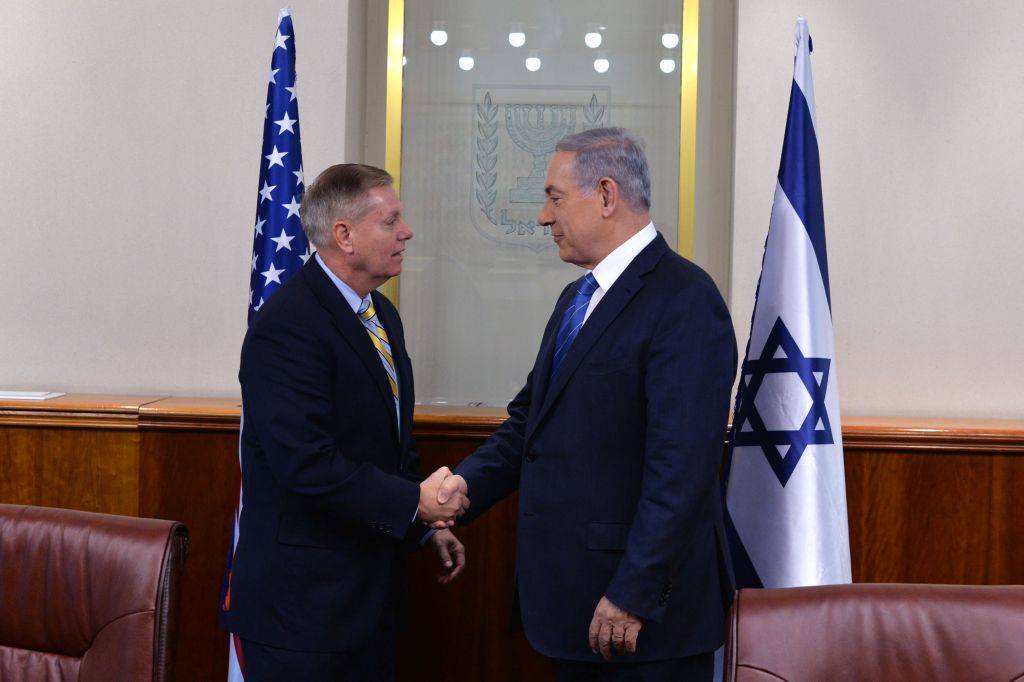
[455,233,737,662]
[219,258,427,653]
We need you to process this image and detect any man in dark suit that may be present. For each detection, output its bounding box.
[220,164,470,681]
[439,128,737,681]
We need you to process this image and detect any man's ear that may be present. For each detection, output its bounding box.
[597,177,618,218]
[332,220,354,254]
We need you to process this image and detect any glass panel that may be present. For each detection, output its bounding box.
[400,0,684,406]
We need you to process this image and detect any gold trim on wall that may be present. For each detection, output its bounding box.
[381,0,699,303]
[678,0,699,260]
[380,0,405,305]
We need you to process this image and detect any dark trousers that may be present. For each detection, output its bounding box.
[240,629,395,682]
[553,651,714,682]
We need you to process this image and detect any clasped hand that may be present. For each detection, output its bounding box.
[589,596,642,660]
[417,467,470,528]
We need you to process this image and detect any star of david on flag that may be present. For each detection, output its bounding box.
[732,317,833,486]
[223,9,310,681]
[723,18,851,591]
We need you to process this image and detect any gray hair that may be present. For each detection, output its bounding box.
[555,127,651,212]
[300,163,393,249]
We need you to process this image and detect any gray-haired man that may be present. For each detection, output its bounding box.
[223,163,469,680]
[441,128,737,681]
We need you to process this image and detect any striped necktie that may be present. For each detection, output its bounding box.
[358,299,400,421]
[549,273,600,381]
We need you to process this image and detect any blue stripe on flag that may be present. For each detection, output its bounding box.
[724,508,764,588]
[778,80,831,310]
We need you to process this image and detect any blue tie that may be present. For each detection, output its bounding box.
[550,273,600,381]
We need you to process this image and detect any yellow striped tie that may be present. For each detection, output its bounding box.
[358,301,399,401]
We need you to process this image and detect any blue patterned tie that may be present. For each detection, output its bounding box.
[550,273,600,381]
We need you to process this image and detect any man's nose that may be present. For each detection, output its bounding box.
[537,204,552,226]
[398,221,413,240]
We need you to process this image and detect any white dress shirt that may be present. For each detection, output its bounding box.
[583,221,658,323]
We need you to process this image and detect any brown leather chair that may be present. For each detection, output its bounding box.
[725,583,1024,681]
[0,504,188,681]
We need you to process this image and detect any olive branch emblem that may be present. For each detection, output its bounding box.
[475,92,499,224]
[583,94,606,129]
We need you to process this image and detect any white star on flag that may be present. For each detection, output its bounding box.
[255,218,266,236]
[261,262,285,285]
[254,297,265,311]
[258,181,276,203]
[265,146,288,168]
[299,243,314,264]
[251,251,258,271]
[285,85,297,102]
[270,228,296,252]
[274,112,297,134]
[269,67,280,84]
[275,31,291,50]
[293,166,304,186]
[283,196,301,219]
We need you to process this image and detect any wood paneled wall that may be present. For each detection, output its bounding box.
[1,397,1021,681]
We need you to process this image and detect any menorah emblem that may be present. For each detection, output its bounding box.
[505,104,577,203]
[472,87,609,250]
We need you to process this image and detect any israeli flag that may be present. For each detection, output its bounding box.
[723,18,851,589]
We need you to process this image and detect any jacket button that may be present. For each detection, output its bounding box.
[525,449,536,462]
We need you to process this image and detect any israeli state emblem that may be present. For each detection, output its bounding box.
[472,86,611,252]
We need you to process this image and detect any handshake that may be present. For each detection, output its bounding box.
[417,467,469,529]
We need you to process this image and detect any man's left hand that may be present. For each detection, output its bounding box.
[588,596,642,660]
[428,529,466,584]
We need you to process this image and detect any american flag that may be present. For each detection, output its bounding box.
[248,7,311,324]
[223,9,310,680]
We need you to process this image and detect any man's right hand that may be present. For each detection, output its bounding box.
[437,473,468,507]
[418,467,470,528]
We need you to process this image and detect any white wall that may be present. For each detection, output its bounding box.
[731,1,1024,419]
[4,1,1022,418]
[0,1,362,396]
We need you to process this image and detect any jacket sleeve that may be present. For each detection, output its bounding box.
[454,281,575,522]
[452,375,532,523]
[240,315,420,542]
[603,278,737,623]
[400,444,433,547]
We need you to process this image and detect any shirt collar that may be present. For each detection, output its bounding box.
[589,222,657,292]
[315,252,370,314]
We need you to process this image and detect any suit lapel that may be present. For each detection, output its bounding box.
[302,261,399,441]
[526,233,671,444]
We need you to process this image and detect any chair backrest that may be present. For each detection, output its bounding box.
[0,504,188,681]
[726,583,1024,682]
